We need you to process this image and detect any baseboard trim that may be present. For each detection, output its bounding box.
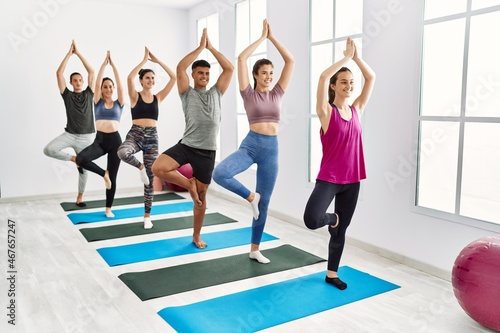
[209,187,451,281]
[0,187,142,204]
[2,186,451,281]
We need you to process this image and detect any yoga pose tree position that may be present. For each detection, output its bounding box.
[303,37,375,289]
[212,19,295,264]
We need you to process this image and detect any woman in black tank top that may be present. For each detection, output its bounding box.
[117,47,176,229]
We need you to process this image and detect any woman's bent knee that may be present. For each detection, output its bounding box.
[117,148,128,160]
[303,213,321,230]
[212,167,224,184]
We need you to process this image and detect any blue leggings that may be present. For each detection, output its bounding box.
[303,180,360,271]
[213,131,278,245]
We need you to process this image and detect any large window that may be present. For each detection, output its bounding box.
[417,1,500,225]
[235,0,267,146]
[197,13,221,160]
[309,0,363,181]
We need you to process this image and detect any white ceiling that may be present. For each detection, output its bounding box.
[99,0,209,10]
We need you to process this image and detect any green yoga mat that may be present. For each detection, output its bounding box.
[80,213,237,242]
[119,244,325,301]
[60,192,184,211]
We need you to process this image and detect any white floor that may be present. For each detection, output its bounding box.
[0,188,495,333]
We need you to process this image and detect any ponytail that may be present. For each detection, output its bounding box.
[328,67,351,104]
[252,58,273,89]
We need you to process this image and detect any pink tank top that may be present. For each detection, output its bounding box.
[316,104,366,184]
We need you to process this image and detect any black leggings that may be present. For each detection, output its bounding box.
[76,131,122,208]
[303,180,360,272]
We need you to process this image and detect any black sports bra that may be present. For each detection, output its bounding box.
[131,93,158,120]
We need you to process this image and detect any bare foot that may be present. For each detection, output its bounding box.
[192,235,207,249]
[105,209,115,218]
[71,156,83,174]
[103,170,112,190]
[76,193,85,207]
[187,178,202,206]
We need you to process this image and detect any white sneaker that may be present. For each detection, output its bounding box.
[143,217,153,229]
[249,250,270,264]
[139,167,150,185]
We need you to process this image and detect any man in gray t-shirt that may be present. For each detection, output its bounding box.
[152,28,233,249]
[43,40,95,207]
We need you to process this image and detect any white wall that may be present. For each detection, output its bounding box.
[1,0,498,276]
[190,0,499,276]
[0,0,188,199]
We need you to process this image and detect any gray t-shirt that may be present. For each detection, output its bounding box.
[179,85,222,150]
[62,86,95,134]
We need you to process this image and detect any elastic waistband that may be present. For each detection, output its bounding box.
[247,130,278,140]
[96,130,121,136]
[131,124,157,131]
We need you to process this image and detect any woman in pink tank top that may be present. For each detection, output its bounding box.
[303,37,376,290]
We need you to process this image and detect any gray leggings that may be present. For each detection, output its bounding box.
[43,131,94,193]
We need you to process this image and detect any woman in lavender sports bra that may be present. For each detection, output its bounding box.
[303,37,376,290]
[76,51,124,218]
[213,19,295,264]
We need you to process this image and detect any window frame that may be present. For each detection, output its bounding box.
[234,0,268,149]
[308,0,364,183]
[414,1,500,232]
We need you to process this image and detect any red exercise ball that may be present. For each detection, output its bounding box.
[165,164,193,192]
[452,234,500,331]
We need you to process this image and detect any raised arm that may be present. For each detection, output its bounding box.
[94,52,108,104]
[108,52,125,107]
[206,32,234,94]
[237,19,268,91]
[351,43,376,117]
[267,21,295,91]
[73,41,95,93]
[128,47,149,106]
[316,37,354,128]
[56,41,74,94]
[148,50,176,104]
[177,29,206,94]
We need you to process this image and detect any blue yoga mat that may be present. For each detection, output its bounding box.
[158,266,400,333]
[97,227,278,266]
[67,202,194,224]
